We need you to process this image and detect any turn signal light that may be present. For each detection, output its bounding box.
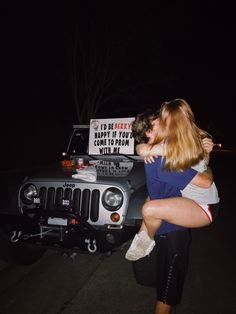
[110,212,120,222]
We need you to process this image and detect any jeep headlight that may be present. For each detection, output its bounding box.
[102,187,123,211]
[21,184,38,204]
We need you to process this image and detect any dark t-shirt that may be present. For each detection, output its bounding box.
[144,157,197,234]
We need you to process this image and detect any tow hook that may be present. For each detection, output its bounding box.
[10,230,22,243]
[85,238,97,253]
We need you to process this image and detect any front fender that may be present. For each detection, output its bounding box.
[125,185,148,225]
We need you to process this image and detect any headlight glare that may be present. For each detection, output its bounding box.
[102,188,123,211]
[21,184,38,204]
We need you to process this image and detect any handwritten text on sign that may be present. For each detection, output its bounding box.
[88,118,135,155]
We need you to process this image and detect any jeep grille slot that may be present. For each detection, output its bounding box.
[81,189,90,220]
[39,187,47,209]
[55,187,63,207]
[90,190,100,222]
[47,187,55,210]
[72,188,81,214]
[64,188,72,201]
[37,186,100,221]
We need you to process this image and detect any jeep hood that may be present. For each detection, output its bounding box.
[27,159,146,191]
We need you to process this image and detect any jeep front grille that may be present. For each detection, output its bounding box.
[38,187,100,222]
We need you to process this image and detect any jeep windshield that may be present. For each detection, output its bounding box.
[66,126,90,156]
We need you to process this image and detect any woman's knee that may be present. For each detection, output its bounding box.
[142,201,157,219]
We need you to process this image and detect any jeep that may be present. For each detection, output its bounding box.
[0,118,148,264]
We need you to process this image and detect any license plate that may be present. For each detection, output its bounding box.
[48,217,68,226]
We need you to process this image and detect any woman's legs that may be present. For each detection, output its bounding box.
[125,196,210,261]
[142,197,210,239]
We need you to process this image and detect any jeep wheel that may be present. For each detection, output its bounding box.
[0,228,46,265]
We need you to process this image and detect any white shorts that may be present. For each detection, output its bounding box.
[198,204,213,223]
[193,201,219,223]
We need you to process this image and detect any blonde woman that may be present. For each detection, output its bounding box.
[125,99,220,261]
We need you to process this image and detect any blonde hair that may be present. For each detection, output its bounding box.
[156,99,210,171]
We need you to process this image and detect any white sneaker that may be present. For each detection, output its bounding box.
[125,231,155,261]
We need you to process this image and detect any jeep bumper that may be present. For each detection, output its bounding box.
[0,210,137,253]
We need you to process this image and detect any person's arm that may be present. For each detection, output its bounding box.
[136,143,165,156]
[201,137,213,165]
[190,167,213,188]
[156,158,213,190]
[137,137,214,164]
[136,142,165,163]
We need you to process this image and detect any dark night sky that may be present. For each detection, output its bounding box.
[3,1,236,168]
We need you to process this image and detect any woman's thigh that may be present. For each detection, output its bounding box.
[143,197,210,228]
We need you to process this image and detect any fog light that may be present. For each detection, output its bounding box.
[110,212,120,222]
[69,218,79,225]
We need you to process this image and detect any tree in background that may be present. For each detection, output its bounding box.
[69,9,126,124]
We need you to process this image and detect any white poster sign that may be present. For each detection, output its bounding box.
[96,160,134,177]
[88,117,135,155]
